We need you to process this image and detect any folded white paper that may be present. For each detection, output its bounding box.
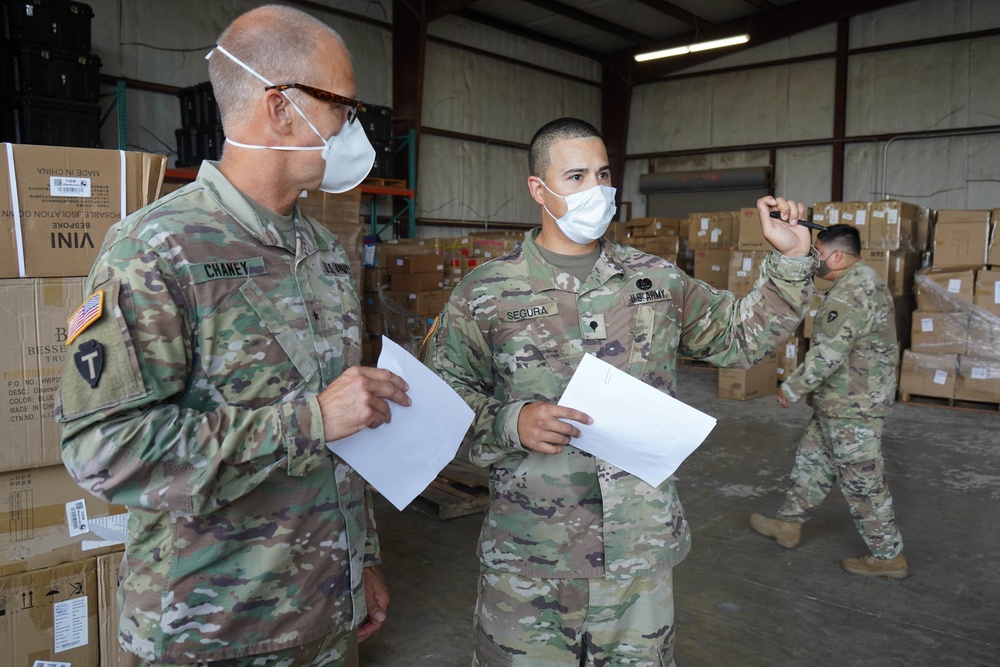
[557,353,717,487]
[327,336,474,510]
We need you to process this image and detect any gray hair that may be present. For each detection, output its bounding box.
[209,4,346,131]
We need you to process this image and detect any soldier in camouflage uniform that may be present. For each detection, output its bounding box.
[750,224,907,579]
[429,117,816,666]
[57,7,411,666]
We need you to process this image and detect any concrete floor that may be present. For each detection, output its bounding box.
[360,365,1000,667]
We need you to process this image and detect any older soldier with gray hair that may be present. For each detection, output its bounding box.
[430,117,817,666]
[751,223,907,579]
[57,5,409,666]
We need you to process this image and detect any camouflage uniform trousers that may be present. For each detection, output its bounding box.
[776,415,903,559]
[118,627,358,667]
[472,567,676,667]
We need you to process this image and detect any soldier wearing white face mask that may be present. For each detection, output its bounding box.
[429,117,818,666]
[57,6,411,666]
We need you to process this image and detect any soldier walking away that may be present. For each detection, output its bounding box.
[750,223,908,579]
[56,5,411,665]
[429,117,817,666]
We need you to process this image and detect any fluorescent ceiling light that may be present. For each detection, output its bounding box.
[634,33,750,62]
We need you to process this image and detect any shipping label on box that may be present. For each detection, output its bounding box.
[0,465,127,577]
[0,278,87,473]
[915,269,976,312]
[727,249,767,296]
[812,202,840,226]
[687,212,733,250]
[2,144,167,278]
[0,558,100,667]
[839,202,871,249]
[869,200,920,251]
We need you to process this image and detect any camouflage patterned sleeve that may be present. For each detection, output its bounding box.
[363,485,381,565]
[430,294,527,468]
[679,252,815,367]
[58,237,329,514]
[781,294,863,402]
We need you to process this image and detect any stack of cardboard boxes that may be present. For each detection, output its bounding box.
[0,143,167,667]
[900,209,1000,404]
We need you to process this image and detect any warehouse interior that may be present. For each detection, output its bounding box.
[1,0,999,665]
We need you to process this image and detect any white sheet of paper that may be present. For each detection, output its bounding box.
[327,336,474,510]
[557,353,717,487]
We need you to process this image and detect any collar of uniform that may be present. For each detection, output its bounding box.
[196,161,296,251]
[522,229,626,293]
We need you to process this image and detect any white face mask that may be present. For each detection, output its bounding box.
[539,179,617,244]
[208,45,376,194]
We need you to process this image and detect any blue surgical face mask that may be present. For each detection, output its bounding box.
[538,179,617,244]
[207,45,375,193]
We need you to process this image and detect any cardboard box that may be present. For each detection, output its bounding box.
[869,200,920,251]
[0,465,127,577]
[626,217,679,239]
[385,289,449,316]
[688,212,733,250]
[861,249,921,296]
[97,552,122,667]
[0,278,87,473]
[727,250,767,296]
[915,269,976,312]
[693,249,731,290]
[0,557,100,667]
[736,208,768,251]
[988,216,1000,266]
[974,269,1000,318]
[776,336,806,381]
[1,143,167,278]
[803,295,824,339]
[932,212,990,268]
[297,187,362,225]
[631,235,680,260]
[893,295,914,349]
[374,239,436,267]
[839,202,871,248]
[812,202,840,226]
[955,355,1000,402]
[910,311,968,355]
[363,266,389,292]
[718,353,778,400]
[388,254,445,274]
[898,350,957,399]
[389,271,444,292]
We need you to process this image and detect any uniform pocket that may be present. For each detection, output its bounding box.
[474,625,515,667]
[200,280,316,408]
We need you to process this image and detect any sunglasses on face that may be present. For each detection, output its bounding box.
[265,82,363,123]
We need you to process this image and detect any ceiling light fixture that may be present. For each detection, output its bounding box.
[634,33,750,62]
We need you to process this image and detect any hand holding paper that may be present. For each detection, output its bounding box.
[557,353,717,487]
[327,337,474,510]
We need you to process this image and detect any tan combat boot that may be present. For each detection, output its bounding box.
[749,513,801,549]
[841,553,909,579]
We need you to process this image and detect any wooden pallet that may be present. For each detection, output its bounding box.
[363,177,408,189]
[900,392,1000,413]
[413,459,491,520]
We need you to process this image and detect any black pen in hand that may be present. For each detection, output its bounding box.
[769,209,827,231]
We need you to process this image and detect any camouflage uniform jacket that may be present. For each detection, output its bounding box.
[431,229,814,579]
[56,161,377,662]
[782,260,899,417]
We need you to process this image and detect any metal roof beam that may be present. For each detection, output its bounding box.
[520,0,654,47]
[632,0,707,29]
[455,8,604,60]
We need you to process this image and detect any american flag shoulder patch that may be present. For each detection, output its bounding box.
[67,290,105,345]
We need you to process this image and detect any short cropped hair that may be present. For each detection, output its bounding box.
[209,5,346,132]
[817,223,862,256]
[528,117,603,179]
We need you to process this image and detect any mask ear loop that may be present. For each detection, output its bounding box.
[206,45,327,145]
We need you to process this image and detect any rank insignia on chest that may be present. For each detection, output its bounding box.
[67,290,104,345]
[74,340,104,388]
[627,289,668,306]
